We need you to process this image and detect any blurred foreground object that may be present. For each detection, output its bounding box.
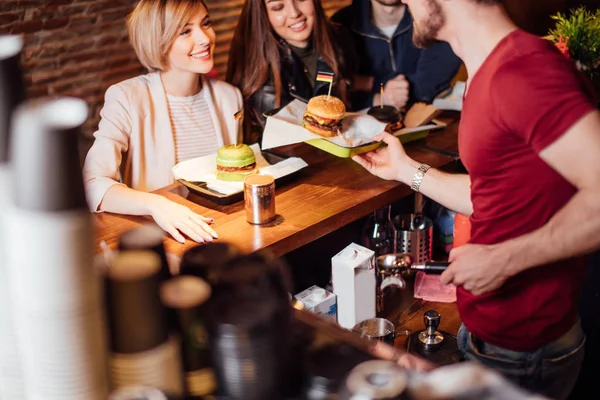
[160,275,215,398]
[204,251,294,399]
[105,250,184,397]
[337,359,547,399]
[407,362,548,400]
[0,33,27,400]
[119,223,171,280]
[108,385,168,400]
[5,96,109,399]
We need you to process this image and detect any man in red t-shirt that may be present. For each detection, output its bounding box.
[354,0,600,399]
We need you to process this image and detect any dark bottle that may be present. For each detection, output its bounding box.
[160,275,216,399]
[361,205,394,257]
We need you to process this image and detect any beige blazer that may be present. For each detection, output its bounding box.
[83,72,243,212]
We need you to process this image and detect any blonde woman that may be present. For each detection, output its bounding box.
[84,0,243,244]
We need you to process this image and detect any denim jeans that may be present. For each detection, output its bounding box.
[457,321,585,400]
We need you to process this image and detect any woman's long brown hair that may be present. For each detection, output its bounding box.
[225,0,347,108]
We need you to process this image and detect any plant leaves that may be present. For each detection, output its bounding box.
[549,6,600,69]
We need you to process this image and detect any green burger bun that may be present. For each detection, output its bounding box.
[215,144,257,181]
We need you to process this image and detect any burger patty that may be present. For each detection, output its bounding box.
[216,162,257,172]
[303,114,342,126]
[302,115,342,131]
[385,120,404,133]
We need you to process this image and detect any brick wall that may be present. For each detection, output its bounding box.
[0,0,351,140]
[1,0,144,138]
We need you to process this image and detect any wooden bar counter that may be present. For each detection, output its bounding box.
[93,121,460,259]
[93,119,464,342]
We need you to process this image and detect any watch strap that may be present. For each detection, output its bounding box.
[410,164,431,192]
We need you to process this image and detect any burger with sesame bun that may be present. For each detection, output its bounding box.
[302,95,346,138]
[215,144,257,181]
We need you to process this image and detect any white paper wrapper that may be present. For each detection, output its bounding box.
[433,81,465,112]
[171,144,308,195]
[261,100,388,150]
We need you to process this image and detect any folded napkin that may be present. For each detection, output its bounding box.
[413,271,456,303]
[171,143,308,195]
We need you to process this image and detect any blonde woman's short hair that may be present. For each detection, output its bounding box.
[127,0,209,72]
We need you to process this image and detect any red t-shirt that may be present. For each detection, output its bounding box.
[458,30,597,351]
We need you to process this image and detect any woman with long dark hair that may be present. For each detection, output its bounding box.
[226,0,356,144]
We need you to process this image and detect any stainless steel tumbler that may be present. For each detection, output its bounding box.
[244,174,276,224]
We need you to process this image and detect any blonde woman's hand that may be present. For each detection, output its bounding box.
[147,195,218,244]
[352,132,411,183]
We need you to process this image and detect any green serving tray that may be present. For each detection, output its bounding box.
[304,129,431,158]
[263,107,438,158]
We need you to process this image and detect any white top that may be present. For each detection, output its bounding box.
[167,91,219,163]
[377,25,397,40]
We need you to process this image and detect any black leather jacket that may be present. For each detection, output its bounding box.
[245,28,356,145]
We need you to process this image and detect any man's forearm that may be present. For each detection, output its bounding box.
[501,188,600,276]
[398,159,472,216]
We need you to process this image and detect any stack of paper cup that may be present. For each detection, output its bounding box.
[5,97,110,399]
[0,202,26,400]
[0,264,26,399]
[0,33,28,400]
[105,250,184,397]
[108,386,168,400]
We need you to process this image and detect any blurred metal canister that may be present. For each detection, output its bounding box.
[244,174,276,224]
[203,254,293,400]
[338,360,407,400]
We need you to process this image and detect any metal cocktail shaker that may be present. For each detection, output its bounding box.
[244,174,276,224]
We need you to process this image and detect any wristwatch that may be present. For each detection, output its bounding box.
[410,164,431,193]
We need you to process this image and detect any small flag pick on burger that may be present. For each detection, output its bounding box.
[316,71,334,98]
[234,109,243,120]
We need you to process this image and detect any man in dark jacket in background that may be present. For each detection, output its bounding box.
[332,0,462,111]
